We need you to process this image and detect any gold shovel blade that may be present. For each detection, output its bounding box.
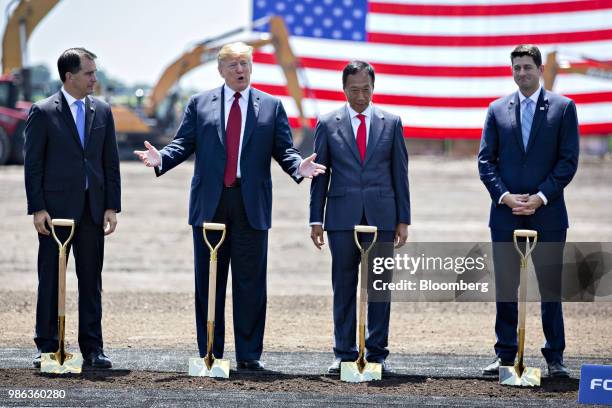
[340,361,382,383]
[499,365,541,387]
[188,357,230,378]
[40,352,83,374]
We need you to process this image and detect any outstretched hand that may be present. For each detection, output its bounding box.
[134,140,161,168]
[299,153,326,178]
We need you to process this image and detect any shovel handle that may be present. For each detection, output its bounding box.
[354,225,378,255]
[50,220,75,318]
[203,223,226,255]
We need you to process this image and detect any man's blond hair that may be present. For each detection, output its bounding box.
[217,42,254,65]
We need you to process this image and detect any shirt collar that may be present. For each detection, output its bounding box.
[518,85,542,105]
[224,84,250,103]
[346,103,372,120]
[61,86,87,107]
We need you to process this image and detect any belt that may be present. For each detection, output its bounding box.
[224,178,241,188]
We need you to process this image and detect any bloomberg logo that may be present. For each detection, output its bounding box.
[579,365,612,405]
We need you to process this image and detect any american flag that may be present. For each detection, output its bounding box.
[250,0,612,139]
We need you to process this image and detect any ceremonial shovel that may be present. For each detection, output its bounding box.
[40,219,83,374]
[189,223,230,378]
[499,229,541,387]
[340,225,382,383]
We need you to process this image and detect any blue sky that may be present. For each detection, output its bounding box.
[0,0,252,87]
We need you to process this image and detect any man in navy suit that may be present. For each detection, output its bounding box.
[478,44,579,378]
[309,61,410,374]
[24,48,121,369]
[135,42,324,370]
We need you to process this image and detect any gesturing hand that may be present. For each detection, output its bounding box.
[299,153,326,178]
[134,140,161,168]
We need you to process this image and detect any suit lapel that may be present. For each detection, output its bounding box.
[508,92,525,155]
[55,91,83,150]
[363,107,385,167]
[525,89,548,153]
[241,88,260,150]
[84,96,95,150]
[213,86,224,146]
[336,107,362,164]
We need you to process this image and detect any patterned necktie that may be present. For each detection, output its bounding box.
[75,100,85,148]
[224,92,242,187]
[521,98,534,149]
[356,113,366,162]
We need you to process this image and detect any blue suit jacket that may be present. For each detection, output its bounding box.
[309,106,410,231]
[478,88,579,231]
[24,91,121,225]
[155,86,302,230]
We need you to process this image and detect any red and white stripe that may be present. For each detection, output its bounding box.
[249,0,612,138]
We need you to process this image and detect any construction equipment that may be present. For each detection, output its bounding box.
[0,0,59,164]
[499,229,541,387]
[189,223,230,378]
[340,225,382,383]
[40,219,83,374]
[123,15,312,153]
[543,51,612,91]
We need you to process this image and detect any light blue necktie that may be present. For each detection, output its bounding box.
[74,100,88,188]
[521,98,534,149]
[75,100,85,148]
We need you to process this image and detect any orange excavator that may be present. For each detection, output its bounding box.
[117,15,311,155]
[0,0,58,164]
[0,0,310,163]
[543,51,612,91]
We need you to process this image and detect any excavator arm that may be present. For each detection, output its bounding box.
[145,16,307,127]
[2,0,59,74]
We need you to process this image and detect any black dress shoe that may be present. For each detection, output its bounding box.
[237,360,265,370]
[482,357,514,376]
[84,351,112,369]
[547,361,570,378]
[32,353,41,368]
[327,358,342,374]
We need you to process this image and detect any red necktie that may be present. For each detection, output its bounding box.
[356,113,366,162]
[224,92,242,187]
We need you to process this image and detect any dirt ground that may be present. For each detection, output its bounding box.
[0,369,580,399]
[0,157,611,357]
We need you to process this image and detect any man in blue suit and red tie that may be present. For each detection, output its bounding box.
[135,42,325,370]
[309,61,411,374]
[478,45,579,378]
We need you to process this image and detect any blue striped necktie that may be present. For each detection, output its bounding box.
[521,98,534,149]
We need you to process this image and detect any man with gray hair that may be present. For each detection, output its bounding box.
[135,42,324,370]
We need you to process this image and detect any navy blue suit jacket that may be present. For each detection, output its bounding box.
[309,106,410,231]
[155,86,302,230]
[478,88,579,231]
[24,91,121,225]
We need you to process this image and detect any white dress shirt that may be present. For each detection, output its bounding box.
[223,84,249,178]
[61,86,88,124]
[498,85,548,205]
[347,103,372,144]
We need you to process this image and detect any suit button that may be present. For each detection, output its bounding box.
[84,158,88,163]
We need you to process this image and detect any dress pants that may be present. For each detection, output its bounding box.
[491,227,566,364]
[327,215,394,362]
[192,184,268,361]
[34,193,105,355]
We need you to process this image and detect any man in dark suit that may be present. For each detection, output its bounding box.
[134,42,324,370]
[478,44,579,378]
[24,48,121,369]
[309,61,410,374]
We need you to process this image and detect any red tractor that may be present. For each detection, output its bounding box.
[0,73,30,164]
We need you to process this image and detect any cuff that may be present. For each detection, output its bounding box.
[537,191,548,205]
[498,191,509,205]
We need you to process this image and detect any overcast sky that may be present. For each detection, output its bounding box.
[0,0,253,88]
